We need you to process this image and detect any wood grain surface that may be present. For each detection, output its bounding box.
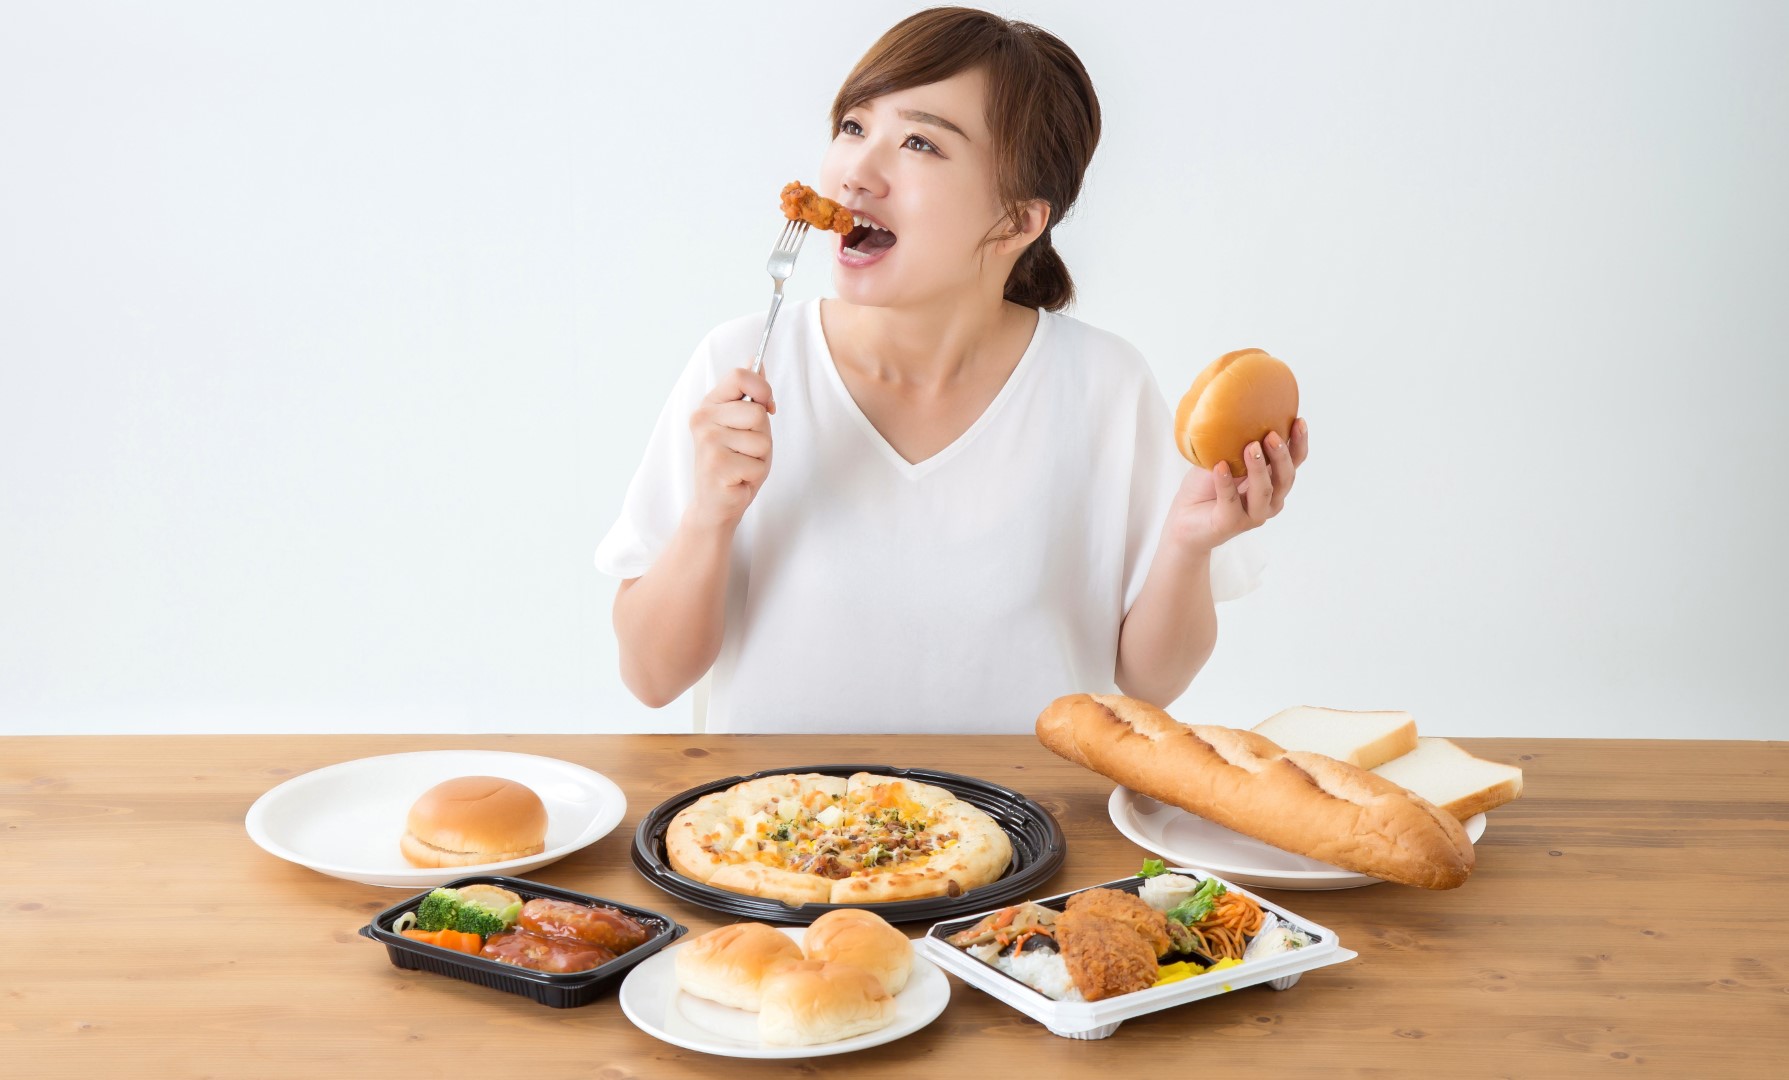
[3,734,1786,1078]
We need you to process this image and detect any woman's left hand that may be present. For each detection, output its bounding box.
[1165,418,1310,552]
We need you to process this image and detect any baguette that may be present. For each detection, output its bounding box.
[1037,693,1474,889]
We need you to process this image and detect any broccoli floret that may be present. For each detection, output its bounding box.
[413,886,521,936]
[450,905,510,936]
[413,888,462,932]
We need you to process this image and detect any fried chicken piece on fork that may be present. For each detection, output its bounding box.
[780,181,855,234]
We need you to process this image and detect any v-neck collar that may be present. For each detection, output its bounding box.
[811,298,1051,481]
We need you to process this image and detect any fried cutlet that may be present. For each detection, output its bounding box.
[1056,906,1159,1002]
[1064,888,1173,958]
[780,181,854,234]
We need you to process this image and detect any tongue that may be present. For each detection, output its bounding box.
[856,228,897,254]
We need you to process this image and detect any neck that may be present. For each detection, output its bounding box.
[823,291,1034,389]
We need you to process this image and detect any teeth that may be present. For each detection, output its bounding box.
[852,214,889,232]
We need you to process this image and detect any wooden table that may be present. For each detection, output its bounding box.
[4,735,1785,1077]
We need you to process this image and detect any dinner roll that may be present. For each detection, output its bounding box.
[757,960,897,1046]
[802,908,913,995]
[673,923,802,1011]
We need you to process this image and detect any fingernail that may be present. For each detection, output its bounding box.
[1267,433,1283,452]
[1252,443,1264,461]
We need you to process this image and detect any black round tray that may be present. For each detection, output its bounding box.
[631,763,1066,924]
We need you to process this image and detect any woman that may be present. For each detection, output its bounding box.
[596,8,1308,733]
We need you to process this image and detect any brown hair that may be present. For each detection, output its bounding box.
[830,7,1101,311]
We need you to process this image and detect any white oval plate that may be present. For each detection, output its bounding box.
[619,926,949,1059]
[1108,786,1487,891]
[245,750,627,888]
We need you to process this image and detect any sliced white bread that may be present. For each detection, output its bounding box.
[1372,737,1524,820]
[1251,706,1418,770]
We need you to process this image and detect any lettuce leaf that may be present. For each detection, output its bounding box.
[1165,877,1227,925]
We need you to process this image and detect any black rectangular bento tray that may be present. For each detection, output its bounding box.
[631,764,1066,925]
[358,875,688,1008]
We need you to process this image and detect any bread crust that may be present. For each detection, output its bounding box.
[1254,705,1419,769]
[757,959,896,1045]
[802,909,912,995]
[1037,693,1474,889]
[400,776,549,868]
[665,790,733,883]
[674,923,804,1011]
[397,832,545,868]
[709,863,835,906]
[1438,775,1525,820]
[1173,349,1298,475]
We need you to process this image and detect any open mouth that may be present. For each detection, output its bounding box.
[841,214,898,257]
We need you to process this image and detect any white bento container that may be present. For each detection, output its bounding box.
[918,869,1358,1040]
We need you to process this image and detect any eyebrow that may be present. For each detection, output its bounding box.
[899,108,968,140]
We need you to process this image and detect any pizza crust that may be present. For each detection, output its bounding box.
[665,790,733,883]
[708,863,835,906]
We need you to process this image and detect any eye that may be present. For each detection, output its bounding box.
[903,133,938,154]
[838,117,863,137]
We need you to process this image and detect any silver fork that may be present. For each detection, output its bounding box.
[744,218,810,402]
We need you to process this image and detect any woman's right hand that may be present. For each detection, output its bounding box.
[686,366,776,531]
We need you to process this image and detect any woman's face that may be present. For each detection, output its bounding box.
[819,68,1024,310]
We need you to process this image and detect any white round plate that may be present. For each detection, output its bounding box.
[245,750,627,888]
[1108,786,1488,891]
[619,926,949,1059]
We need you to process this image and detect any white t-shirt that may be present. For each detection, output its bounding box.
[595,298,1262,733]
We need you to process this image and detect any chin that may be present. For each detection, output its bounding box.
[830,272,898,309]
[831,261,966,311]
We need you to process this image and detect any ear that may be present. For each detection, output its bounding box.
[994,198,1052,257]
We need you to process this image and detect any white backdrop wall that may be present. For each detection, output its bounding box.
[2,1,1785,739]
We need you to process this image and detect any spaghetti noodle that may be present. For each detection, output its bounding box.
[1184,890,1264,960]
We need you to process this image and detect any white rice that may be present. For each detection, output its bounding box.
[969,942,1084,1002]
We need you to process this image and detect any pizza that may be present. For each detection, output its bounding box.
[666,771,1015,905]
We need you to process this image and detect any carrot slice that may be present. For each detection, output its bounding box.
[437,929,484,954]
[401,928,484,955]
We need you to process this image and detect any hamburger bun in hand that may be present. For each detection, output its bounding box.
[1174,349,1299,477]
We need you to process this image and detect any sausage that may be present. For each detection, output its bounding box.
[479,930,615,974]
[516,898,651,953]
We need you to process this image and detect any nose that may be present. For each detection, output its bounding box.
[836,140,890,203]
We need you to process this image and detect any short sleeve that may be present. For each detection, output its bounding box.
[1120,368,1265,614]
[592,332,720,580]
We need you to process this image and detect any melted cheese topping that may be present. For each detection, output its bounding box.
[703,787,961,878]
